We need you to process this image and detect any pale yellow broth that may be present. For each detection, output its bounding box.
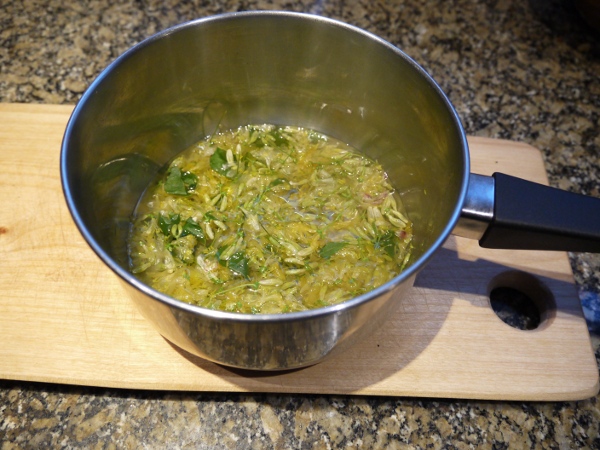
[128,125,413,314]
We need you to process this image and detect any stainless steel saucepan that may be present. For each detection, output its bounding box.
[61,11,600,370]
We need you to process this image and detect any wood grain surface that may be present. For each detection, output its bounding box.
[0,103,597,401]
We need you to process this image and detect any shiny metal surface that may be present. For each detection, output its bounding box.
[61,11,469,370]
[454,173,495,240]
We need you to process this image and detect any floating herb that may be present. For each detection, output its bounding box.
[164,166,197,195]
[158,213,180,236]
[376,230,397,258]
[181,217,205,244]
[210,147,235,177]
[204,211,219,222]
[181,171,198,190]
[319,242,348,259]
[216,246,250,279]
[226,252,250,279]
[164,167,187,195]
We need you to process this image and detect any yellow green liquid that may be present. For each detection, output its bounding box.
[128,125,413,314]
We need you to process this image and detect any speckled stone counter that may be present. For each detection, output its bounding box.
[1,0,599,448]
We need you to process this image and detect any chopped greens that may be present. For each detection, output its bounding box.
[209,147,230,175]
[376,230,397,258]
[128,124,413,314]
[182,218,205,243]
[319,242,348,259]
[225,252,250,279]
[158,213,180,236]
[164,166,197,195]
[210,147,238,178]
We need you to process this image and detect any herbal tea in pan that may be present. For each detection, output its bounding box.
[128,125,413,314]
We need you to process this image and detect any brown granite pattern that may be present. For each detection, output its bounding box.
[1,0,600,447]
[1,385,599,448]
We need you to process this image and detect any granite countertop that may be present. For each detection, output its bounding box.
[1,0,600,447]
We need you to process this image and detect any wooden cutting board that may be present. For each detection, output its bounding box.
[0,103,597,401]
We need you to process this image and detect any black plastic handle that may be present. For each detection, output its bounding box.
[479,172,600,253]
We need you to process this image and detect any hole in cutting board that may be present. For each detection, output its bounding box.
[488,271,556,330]
[490,287,541,330]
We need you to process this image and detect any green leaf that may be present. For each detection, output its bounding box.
[158,213,180,236]
[164,166,198,196]
[164,167,188,195]
[210,147,232,177]
[215,245,227,262]
[181,217,205,244]
[181,171,198,191]
[319,242,348,259]
[203,211,218,222]
[227,252,250,279]
[376,230,397,258]
[216,246,250,279]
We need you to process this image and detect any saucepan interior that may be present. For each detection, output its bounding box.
[61,11,469,369]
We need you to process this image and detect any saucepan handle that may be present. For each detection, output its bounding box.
[454,172,600,253]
